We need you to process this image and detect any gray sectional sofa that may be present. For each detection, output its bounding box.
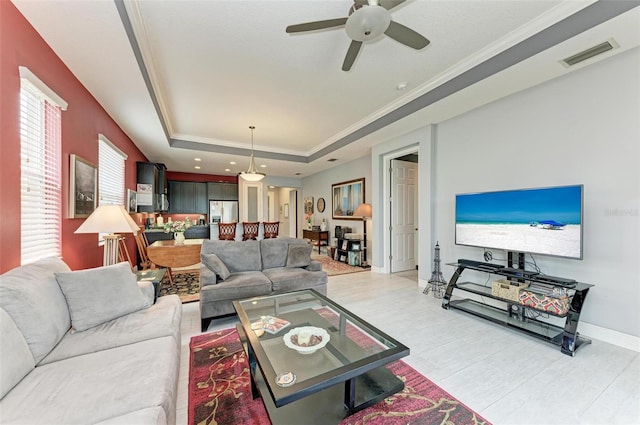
[0,258,182,425]
[199,237,328,331]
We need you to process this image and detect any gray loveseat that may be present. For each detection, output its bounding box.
[199,237,328,331]
[0,258,182,425]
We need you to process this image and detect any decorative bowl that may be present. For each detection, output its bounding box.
[283,326,330,354]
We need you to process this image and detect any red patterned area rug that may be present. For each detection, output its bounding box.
[311,253,367,276]
[160,270,200,304]
[188,328,491,425]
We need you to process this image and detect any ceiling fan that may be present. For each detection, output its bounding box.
[286,0,430,71]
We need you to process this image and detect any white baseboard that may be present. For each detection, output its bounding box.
[578,322,640,353]
[415,279,640,353]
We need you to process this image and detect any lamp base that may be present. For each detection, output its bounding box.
[103,234,120,266]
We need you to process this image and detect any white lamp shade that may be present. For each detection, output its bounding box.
[75,204,139,235]
[239,171,266,182]
[353,203,372,218]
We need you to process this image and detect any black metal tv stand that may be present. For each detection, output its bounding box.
[442,258,594,356]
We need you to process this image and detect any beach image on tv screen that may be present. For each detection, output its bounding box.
[455,185,582,259]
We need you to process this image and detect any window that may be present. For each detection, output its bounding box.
[98,135,127,206]
[98,135,127,244]
[19,67,67,265]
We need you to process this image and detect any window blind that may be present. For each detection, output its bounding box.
[98,135,127,245]
[98,135,127,206]
[20,78,63,265]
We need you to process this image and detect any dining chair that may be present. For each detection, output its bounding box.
[263,221,280,238]
[218,222,237,241]
[242,222,260,240]
[117,235,135,271]
[135,232,154,270]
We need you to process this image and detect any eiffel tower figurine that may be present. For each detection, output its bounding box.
[424,242,448,298]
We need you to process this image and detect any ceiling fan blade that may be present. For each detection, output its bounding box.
[342,40,363,71]
[354,0,405,10]
[286,18,348,33]
[385,20,430,50]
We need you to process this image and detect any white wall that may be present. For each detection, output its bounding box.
[301,156,371,253]
[434,47,639,338]
[277,187,292,237]
[306,47,639,343]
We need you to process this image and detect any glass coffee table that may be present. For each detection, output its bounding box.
[233,289,409,424]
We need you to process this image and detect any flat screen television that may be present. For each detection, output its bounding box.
[455,185,583,259]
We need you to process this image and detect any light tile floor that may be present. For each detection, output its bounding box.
[177,271,640,425]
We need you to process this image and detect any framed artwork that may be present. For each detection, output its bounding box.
[136,183,153,206]
[304,196,314,214]
[332,178,365,220]
[284,203,289,218]
[127,189,137,213]
[69,154,97,218]
[317,197,326,213]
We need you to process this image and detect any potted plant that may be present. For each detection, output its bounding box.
[164,217,192,244]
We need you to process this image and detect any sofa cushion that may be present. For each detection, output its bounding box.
[262,267,328,294]
[0,336,179,425]
[199,271,271,303]
[40,295,182,365]
[260,237,308,269]
[201,253,231,281]
[286,244,313,268]
[0,257,71,364]
[55,262,149,332]
[0,308,35,399]
[201,240,262,273]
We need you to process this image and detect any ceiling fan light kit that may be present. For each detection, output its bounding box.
[285,0,429,72]
[238,125,266,182]
[345,5,390,42]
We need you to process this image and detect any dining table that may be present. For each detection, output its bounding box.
[146,238,204,285]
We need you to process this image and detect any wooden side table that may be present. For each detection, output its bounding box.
[136,268,167,301]
[302,229,329,254]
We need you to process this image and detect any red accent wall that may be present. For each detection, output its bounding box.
[166,171,237,183]
[0,2,148,273]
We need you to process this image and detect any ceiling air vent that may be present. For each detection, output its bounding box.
[561,39,618,67]
[327,158,338,162]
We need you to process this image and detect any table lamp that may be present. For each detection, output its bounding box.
[75,204,140,266]
[353,202,372,267]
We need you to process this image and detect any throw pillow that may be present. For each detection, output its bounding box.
[55,262,149,332]
[201,253,231,281]
[286,244,313,268]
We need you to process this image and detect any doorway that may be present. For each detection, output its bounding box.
[389,154,418,273]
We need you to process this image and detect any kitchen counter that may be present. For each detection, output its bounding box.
[144,225,210,244]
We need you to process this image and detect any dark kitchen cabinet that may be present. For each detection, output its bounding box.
[207,182,238,201]
[136,162,168,213]
[168,181,207,214]
[136,162,158,213]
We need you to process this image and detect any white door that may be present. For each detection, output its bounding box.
[390,159,418,272]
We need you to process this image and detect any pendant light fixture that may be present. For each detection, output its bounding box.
[239,125,266,182]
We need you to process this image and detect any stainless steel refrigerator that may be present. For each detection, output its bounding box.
[209,200,238,223]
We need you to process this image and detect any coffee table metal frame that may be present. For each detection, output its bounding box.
[233,289,409,423]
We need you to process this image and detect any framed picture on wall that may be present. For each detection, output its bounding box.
[284,203,289,218]
[127,189,137,213]
[332,178,365,220]
[304,197,314,214]
[69,154,97,218]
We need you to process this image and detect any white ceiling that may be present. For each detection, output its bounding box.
[12,0,640,178]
